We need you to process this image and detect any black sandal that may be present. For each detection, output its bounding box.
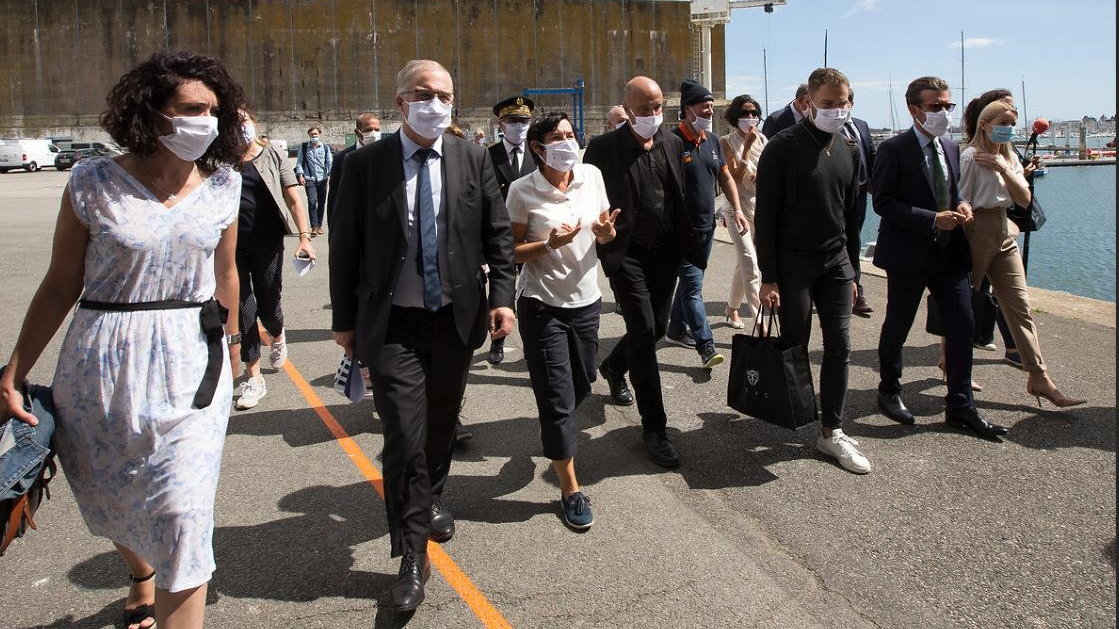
[123,570,156,629]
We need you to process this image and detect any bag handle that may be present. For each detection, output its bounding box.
[750,307,782,338]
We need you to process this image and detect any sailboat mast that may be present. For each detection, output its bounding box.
[763,47,770,115]
[1021,76,1028,135]
[960,31,966,109]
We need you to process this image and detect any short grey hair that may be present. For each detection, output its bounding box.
[395,59,450,96]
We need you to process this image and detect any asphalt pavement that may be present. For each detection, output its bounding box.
[0,168,1114,628]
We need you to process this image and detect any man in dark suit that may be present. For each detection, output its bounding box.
[484,95,537,365]
[330,59,515,611]
[325,113,380,236]
[583,76,704,469]
[761,83,809,138]
[871,75,1007,439]
[843,90,877,315]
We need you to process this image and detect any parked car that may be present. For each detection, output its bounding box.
[0,139,62,172]
[54,148,109,171]
[55,141,123,155]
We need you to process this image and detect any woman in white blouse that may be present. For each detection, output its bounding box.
[960,100,1085,407]
[506,112,619,530]
[719,95,767,329]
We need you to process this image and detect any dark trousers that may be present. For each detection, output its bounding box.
[602,246,681,433]
[974,277,1017,350]
[777,254,854,429]
[853,189,869,298]
[519,296,601,460]
[371,306,473,557]
[878,265,975,412]
[236,232,285,364]
[668,227,716,352]
[305,179,328,228]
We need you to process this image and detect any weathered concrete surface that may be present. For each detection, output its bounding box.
[0,169,1114,628]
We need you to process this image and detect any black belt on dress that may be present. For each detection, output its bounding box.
[77,298,228,409]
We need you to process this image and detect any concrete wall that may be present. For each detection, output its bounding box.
[0,0,724,146]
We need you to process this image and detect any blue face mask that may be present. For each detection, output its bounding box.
[989,125,1014,144]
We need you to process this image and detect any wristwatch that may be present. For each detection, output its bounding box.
[226,333,242,345]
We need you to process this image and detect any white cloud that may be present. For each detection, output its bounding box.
[950,37,1002,49]
[845,0,885,17]
[726,74,765,95]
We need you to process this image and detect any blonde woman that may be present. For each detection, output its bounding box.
[719,95,767,329]
[960,100,1085,407]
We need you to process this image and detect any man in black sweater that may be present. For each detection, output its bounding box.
[755,67,870,474]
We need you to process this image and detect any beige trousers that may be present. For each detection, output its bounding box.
[727,213,762,319]
[964,207,1046,373]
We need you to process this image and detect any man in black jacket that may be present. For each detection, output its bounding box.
[325,113,380,238]
[330,59,515,612]
[583,76,704,469]
[755,67,869,474]
[761,84,809,138]
[844,90,877,315]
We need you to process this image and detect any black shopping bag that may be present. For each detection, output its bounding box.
[727,310,818,430]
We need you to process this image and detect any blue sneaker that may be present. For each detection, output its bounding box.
[560,492,594,530]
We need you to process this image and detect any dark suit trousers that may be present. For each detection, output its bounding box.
[602,245,681,433]
[777,253,854,429]
[371,305,473,557]
[878,261,975,412]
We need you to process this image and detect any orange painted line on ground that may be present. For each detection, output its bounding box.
[280,358,513,629]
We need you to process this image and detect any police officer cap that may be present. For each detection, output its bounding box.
[494,96,535,119]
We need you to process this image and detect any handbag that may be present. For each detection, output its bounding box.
[1007,194,1046,232]
[0,367,58,557]
[925,290,997,342]
[727,310,818,430]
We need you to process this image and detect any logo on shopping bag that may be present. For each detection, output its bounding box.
[746,369,759,387]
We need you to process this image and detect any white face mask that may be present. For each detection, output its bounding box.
[541,139,580,172]
[241,121,257,144]
[919,109,951,137]
[502,122,528,145]
[629,111,664,139]
[810,104,850,134]
[737,118,759,133]
[356,130,381,147]
[691,114,713,133]
[159,112,219,162]
[404,97,452,140]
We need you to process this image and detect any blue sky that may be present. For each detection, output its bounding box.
[722,0,1116,129]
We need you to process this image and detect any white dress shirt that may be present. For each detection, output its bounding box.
[959,145,1027,210]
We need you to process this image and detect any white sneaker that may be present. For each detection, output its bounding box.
[235,377,267,410]
[269,335,288,369]
[816,429,871,474]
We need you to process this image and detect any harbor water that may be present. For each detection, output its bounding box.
[861,164,1116,302]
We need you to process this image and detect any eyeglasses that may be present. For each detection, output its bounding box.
[922,103,957,113]
[740,110,760,118]
[404,89,454,104]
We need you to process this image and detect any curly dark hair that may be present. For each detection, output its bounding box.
[526,111,571,166]
[963,88,1013,142]
[99,51,248,170]
[724,94,763,127]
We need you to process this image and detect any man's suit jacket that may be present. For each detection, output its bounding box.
[325,143,358,231]
[329,131,515,366]
[761,104,797,139]
[582,126,704,276]
[870,128,970,275]
[849,116,876,185]
[488,141,537,199]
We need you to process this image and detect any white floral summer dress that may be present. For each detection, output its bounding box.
[52,157,239,593]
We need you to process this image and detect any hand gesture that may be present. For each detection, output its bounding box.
[295,240,317,261]
[489,306,516,340]
[732,210,749,235]
[934,210,967,230]
[592,209,620,242]
[955,202,974,224]
[547,220,582,250]
[972,152,1007,174]
[760,282,781,309]
[0,375,36,426]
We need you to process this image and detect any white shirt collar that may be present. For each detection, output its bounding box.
[528,164,586,196]
[503,138,525,153]
[911,122,937,148]
[400,129,444,160]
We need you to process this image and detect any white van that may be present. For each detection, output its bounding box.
[0,139,61,172]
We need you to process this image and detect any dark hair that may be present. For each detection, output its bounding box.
[307,126,321,135]
[526,111,571,165]
[963,88,1013,141]
[795,84,809,99]
[904,76,951,107]
[100,51,247,170]
[724,94,763,126]
[807,69,848,95]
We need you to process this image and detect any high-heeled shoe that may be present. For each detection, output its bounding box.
[1026,382,1087,408]
[937,359,983,392]
[724,308,746,330]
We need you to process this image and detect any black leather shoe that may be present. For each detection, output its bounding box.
[453,418,473,445]
[486,338,505,365]
[429,500,455,543]
[642,429,681,468]
[852,295,874,316]
[384,552,430,612]
[945,408,1009,439]
[598,362,634,406]
[877,392,915,425]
